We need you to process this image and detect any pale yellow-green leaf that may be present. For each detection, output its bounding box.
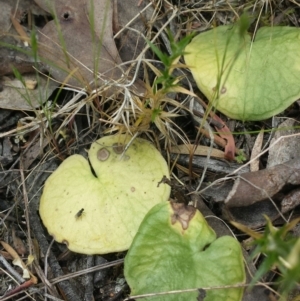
[185,25,300,121]
[39,135,170,254]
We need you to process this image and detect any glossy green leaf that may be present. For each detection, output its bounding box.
[184,25,300,120]
[125,202,245,301]
[39,135,170,254]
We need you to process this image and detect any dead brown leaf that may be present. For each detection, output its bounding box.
[34,0,123,90]
[225,159,300,208]
[33,0,149,96]
[0,74,58,110]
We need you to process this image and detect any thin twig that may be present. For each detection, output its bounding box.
[45,238,55,301]
[0,254,25,284]
[19,158,33,256]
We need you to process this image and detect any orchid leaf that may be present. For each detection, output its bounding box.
[125,202,245,301]
[39,135,170,254]
[185,25,300,120]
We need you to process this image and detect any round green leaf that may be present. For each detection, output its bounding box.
[39,135,170,254]
[125,202,245,301]
[184,25,300,121]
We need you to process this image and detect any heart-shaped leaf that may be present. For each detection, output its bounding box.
[39,135,170,254]
[184,25,300,121]
[125,202,245,301]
